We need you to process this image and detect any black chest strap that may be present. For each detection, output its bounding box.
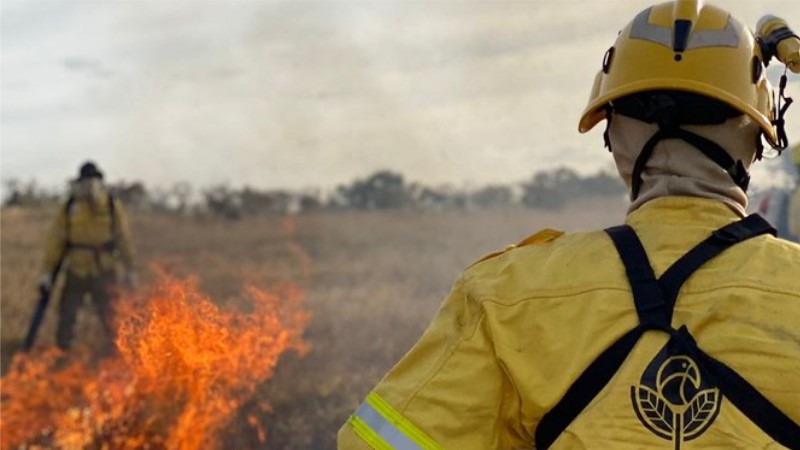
[534,214,800,449]
[64,194,118,268]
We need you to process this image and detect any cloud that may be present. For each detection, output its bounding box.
[61,57,113,78]
[2,0,799,192]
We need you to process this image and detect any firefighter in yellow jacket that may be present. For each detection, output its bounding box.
[39,161,136,351]
[790,145,800,241]
[339,1,800,449]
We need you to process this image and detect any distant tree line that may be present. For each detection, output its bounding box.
[2,167,625,218]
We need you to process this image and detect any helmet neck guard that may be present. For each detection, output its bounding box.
[611,91,751,200]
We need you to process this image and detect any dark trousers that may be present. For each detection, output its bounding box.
[56,272,117,351]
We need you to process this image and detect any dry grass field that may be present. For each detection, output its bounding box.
[1,198,627,449]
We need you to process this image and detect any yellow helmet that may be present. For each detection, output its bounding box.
[579,0,778,146]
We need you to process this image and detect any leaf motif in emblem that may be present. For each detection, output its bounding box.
[632,385,674,439]
[683,388,721,440]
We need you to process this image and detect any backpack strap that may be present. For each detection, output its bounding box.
[692,342,800,448]
[64,196,75,246]
[62,193,119,270]
[534,215,786,449]
[63,193,118,245]
[533,325,649,450]
[107,192,117,246]
[658,214,775,322]
[604,225,670,329]
[534,224,666,450]
[662,324,800,449]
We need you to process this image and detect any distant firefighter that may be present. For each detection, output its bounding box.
[38,161,136,352]
[790,144,800,241]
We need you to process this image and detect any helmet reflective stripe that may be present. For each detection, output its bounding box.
[347,392,444,450]
[687,17,741,49]
[630,8,673,48]
[629,8,742,50]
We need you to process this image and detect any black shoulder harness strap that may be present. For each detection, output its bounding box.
[534,214,800,449]
[64,194,119,268]
[64,193,117,241]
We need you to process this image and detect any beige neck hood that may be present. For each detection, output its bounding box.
[608,114,760,217]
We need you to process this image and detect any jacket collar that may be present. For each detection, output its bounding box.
[626,196,741,230]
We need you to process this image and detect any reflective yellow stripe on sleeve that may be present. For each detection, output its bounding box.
[347,392,445,450]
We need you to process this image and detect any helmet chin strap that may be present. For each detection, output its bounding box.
[743,69,793,162]
[603,105,614,153]
[774,70,794,151]
[630,123,751,200]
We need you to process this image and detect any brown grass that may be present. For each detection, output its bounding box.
[1,198,626,449]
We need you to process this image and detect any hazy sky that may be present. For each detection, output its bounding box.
[2,0,799,192]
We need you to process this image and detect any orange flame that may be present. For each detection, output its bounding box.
[0,268,310,449]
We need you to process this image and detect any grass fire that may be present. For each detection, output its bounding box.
[1,267,310,449]
[0,200,626,448]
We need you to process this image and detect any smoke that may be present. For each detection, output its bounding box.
[2,1,798,192]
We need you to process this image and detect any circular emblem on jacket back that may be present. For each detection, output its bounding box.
[631,339,721,449]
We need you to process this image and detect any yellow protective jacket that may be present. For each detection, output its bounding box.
[338,197,800,450]
[42,193,135,278]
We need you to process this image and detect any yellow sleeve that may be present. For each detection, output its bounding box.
[41,206,68,275]
[789,188,800,240]
[337,424,374,450]
[337,276,529,450]
[113,199,136,270]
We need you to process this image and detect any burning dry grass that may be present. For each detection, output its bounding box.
[1,268,309,449]
[1,199,626,449]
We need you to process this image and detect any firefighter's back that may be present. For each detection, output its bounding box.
[468,197,800,449]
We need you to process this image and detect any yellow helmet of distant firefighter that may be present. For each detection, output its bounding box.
[578,0,800,149]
